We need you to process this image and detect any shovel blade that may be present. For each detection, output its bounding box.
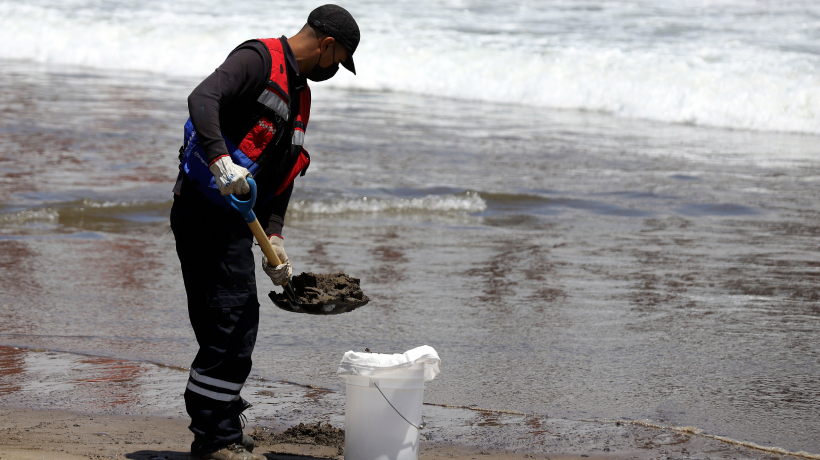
[267,290,369,315]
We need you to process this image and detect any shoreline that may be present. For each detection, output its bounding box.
[1,406,816,460]
[0,407,610,460]
[1,346,817,460]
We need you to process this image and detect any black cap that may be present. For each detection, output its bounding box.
[308,4,359,74]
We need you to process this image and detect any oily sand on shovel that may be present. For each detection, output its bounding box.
[268,272,370,315]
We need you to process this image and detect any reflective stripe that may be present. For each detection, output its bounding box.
[186,381,240,401]
[292,129,305,146]
[190,369,243,391]
[257,88,290,120]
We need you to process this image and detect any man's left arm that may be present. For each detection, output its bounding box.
[257,182,293,238]
[258,183,294,285]
[258,83,311,285]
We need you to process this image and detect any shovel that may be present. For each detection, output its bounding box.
[224,178,300,310]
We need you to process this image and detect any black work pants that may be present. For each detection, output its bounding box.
[170,179,259,455]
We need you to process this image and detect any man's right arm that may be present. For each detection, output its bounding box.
[187,45,270,163]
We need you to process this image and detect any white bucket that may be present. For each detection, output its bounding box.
[343,362,426,460]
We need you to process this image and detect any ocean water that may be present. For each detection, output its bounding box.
[2,0,820,133]
[1,0,819,457]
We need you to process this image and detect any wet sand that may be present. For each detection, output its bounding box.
[3,406,813,460]
[0,407,592,460]
[2,346,816,460]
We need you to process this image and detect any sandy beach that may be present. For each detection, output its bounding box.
[2,347,817,460]
[3,404,813,460]
[0,407,571,460]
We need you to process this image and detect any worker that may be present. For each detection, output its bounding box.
[169,5,359,460]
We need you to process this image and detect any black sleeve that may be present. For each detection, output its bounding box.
[187,44,269,162]
[256,182,294,236]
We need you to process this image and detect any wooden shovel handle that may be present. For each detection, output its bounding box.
[248,218,285,270]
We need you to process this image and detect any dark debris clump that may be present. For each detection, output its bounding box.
[251,422,345,449]
[269,272,370,315]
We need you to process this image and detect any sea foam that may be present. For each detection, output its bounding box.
[289,193,487,216]
[1,0,818,134]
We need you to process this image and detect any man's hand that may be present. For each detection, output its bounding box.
[209,156,251,196]
[262,234,292,286]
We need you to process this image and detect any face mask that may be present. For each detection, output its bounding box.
[307,44,340,82]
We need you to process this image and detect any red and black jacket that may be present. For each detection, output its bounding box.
[178,37,310,235]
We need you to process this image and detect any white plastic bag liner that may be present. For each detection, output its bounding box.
[338,346,440,460]
[336,345,440,381]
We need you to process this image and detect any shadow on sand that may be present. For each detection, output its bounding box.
[125,450,338,460]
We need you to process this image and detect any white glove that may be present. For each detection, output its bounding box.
[262,234,292,286]
[209,156,251,196]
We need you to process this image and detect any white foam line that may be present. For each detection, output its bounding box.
[289,193,487,216]
[0,208,59,223]
[581,418,820,459]
[0,200,170,225]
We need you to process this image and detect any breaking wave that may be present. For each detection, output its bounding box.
[289,192,486,216]
[0,199,171,228]
[1,0,819,134]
